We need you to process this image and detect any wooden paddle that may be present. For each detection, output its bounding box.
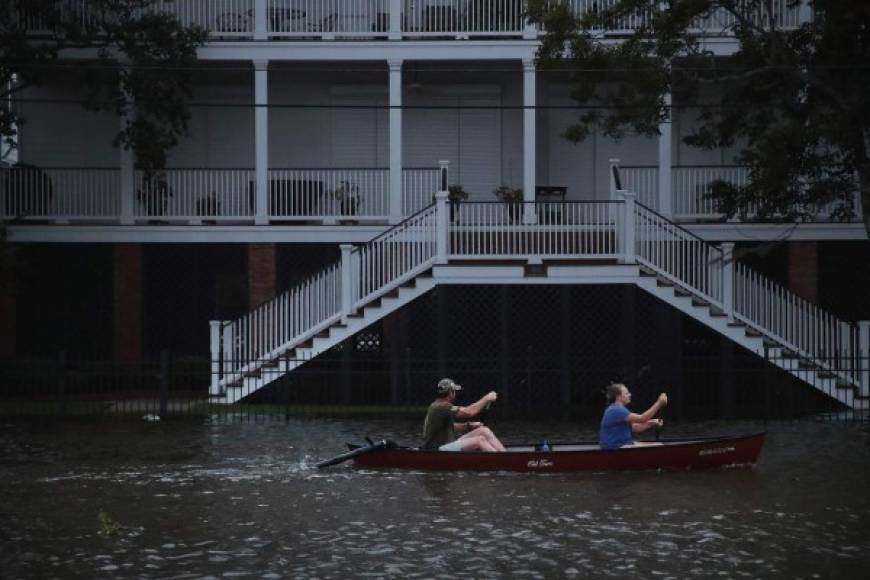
[315,439,395,469]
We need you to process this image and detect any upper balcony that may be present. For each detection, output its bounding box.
[23,0,810,43]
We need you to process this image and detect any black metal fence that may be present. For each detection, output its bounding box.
[1,350,866,422]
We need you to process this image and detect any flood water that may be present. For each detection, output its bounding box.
[1,416,869,579]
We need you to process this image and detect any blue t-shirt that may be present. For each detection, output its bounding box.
[599,404,632,450]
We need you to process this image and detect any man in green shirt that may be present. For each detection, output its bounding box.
[422,378,506,452]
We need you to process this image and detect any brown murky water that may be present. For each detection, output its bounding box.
[1,417,869,578]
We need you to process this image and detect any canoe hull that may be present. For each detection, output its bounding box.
[351,433,765,472]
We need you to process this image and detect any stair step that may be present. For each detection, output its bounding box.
[727,320,746,328]
[691,298,710,308]
[655,276,674,287]
[708,307,727,317]
[797,359,817,370]
[818,371,838,379]
[385,288,400,299]
[745,328,763,338]
[639,266,657,277]
[673,288,692,297]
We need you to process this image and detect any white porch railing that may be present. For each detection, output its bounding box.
[402,167,441,215]
[450,201,621,259]
[267,168,389,220]
[0,167,120,220]
[672,165,749,219]
[402,0,526,37]
[734,264,863,385]
[268,0,389,37]
[689,0,804,32]
[620,166,658,210]
[150,0,255,37]
[133,168,255,220]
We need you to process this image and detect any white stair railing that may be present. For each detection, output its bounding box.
[734,263,862,384]
[634,203,724,307]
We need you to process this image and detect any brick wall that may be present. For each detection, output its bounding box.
[114,244,142,362]
[788,241,818,303]
[248,243,276,308]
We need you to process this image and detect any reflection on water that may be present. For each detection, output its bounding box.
[1,417,869,578]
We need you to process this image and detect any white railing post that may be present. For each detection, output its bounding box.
[340,244,354,322]
[253,0,267,39]
[435,190,449,264]
[721,242,735,320]
[254,59,270,225]
[617,189,636,264]
[859,320,870,397]
[609,158,621,199]
[209,320,222,396]
[389,0,402,39]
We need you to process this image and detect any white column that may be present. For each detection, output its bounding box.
[859,320,870,397]
[388,59,403,224]
[254,0,267,40]
[209,320,222,396]
[254,60,269,225]
[435,190,449,264]
[522,59,537,225]
[608,157,621,199]
[389,0,401,40]
[119,79,135,225]
[658,92,673,217]
[721,242,735,320]
[617,190,636,264]
[340,244,355,322]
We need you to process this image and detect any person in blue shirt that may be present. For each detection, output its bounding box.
[599,383,668,450]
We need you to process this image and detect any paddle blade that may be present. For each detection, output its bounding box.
[315,440,393,469]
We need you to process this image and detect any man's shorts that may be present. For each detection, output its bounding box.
[439,440,464,452]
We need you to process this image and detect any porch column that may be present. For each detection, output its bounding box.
[113,243,142,363]
[119,78,135,225]
[248,243,276,308]
[522,59,537,224]
[787,241,818,303]
[657,92,673,217]
[388,59,403,224]
[254,60,270,225]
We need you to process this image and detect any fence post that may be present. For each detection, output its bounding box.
[340,244,355,322]
[859,320,870,397]
[609,158,621,200]
[435,190,449,264]
[159,350,169,419]
[253,0,267,40]
[389,0,401,39]
[209,320,222,397]
[617,189,636,264]
[721,242,735,320]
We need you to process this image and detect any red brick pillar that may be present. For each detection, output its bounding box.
[114,244,142,363]
[788,241,818,303]
[248,243,276,308]
[0,248,16,357]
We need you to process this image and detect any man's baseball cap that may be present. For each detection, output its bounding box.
[436,378,462,395]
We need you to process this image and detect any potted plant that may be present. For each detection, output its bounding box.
[493,184,523,222]
[447,184,468,223]
[331,180,361,224]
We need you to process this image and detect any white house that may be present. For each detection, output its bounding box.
[2,0,868,415]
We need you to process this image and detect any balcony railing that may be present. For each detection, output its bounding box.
[2,166,439,223]
[21,0,810,40]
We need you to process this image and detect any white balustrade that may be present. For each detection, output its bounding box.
[268,0,389,37]
[402,167,441,215]
[216,260,343,387]
[689,0,804,32]
[0,167,120,220]
[734,263,861,383]
[354,204,439,305]
[133,169,254,220]
[634,203,724,306]
[621,166,659,210]
[151,0,255,36]
[672,165,749,219]
[450,201,621,259]
[403,0,525,37]
[267,168,389,220]
[566,0,655,32]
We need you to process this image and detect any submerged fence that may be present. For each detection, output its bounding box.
[1,350,865,422]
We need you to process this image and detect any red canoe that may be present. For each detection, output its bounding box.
[348,432,766,472]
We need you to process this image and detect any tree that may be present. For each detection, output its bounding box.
[527,0,870,234]
[1,0,207,175]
